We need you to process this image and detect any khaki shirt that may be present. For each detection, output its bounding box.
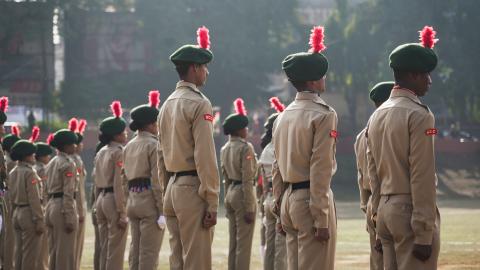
[0,144,7,191]
[33,162,49,205]
[94,141,126,217]
[272,92,338,229]
[258,142,275,184]
[46,152,77,226]
[157,81,220,212]
[366,87,437,245]
[123,131,163,215]
[220,136,258,212]
[9,162,43,224]
[354,128,371,212]
[72,154,87,217]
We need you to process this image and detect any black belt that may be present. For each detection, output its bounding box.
[15,204,29,208]
[49,192,64,199]
[231,180,242,186]
[128,178,151,190]
[291,181,310,190]
[100,187,114,193]
[176,170,198,177]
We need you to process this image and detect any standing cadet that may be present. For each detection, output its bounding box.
[367,26,441,270]
[45,129,79,270]
[95,101,128,270]
[0,97,9,270]
[91,142,104,270]
[272,26,337,270]
[124,90,165,270]
[2,123,21,270]
[10,139,45,270]
[260,97,287,270]
[34,132,55,270]
[354,82,393,270]
[68,118,87,270]
[157,26,220,270]
[221,98,257,270]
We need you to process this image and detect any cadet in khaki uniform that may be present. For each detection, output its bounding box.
[272,26,337,270]
[157,26,220,270]
[91,143,104,270]
[124,91,165,270]
[1,124,21,270]
[68,118,87,270]
[354,82,393,270]
[95,101,128,270]
[45,129,79,270]
[10,140,45,270]
[0,97,10,270]
[34,133,55,270]
[221,98,257,270]
[366,26,441,270]
[260,98,287,270]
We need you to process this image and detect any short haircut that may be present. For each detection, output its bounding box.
[290,81,307,92]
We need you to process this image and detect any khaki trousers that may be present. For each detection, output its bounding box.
[366,197,384,270]
[163,175,214,270]
[264,193,287,270]
[13,207,42,270]
[281,187,337,270]
[0,196,8,269]
[2,193,15,270]
[377,195,440,270]
[39,223,49,270]
[46,198,77,270]
[127,190,164,270]
[75,215,85,270]
[96,192,128,270]
[225,185,256,270]
[92,208,101,270]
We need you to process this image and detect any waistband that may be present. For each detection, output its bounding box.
[99,187,114,193]
[175,170,198,177]
[49,192,78,199]
[128,178,151,189]
[291,181,310,190]
[14,204,29,208]
[231,180,242,186]
[381,194,412,203]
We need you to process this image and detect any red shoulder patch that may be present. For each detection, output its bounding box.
[31,178,38,185]
[330,130,338,138]
[204,114,214,122]
[246,155,253,160]
[116,161,123,168]
[425,128,438,136]
[65,172,74,178]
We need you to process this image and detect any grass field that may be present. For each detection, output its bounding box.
[79,199,480,270]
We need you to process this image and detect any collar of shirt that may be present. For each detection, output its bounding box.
[391,86,422,104]
[295,91,328,106]
[35,161,45,168]
[58,151,70,159]
[176,80,201,94]
[229,136,246,143]
[18,161,33,168]
[109,141,123,148]
[137,130,156,139]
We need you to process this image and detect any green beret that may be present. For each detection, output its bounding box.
[11,140,37,161]
[76,133,83,144]
[223,114,249,135]
[369,81,394,104]
[35,142,54,157]
[129,105,159,131]
[2,134,20,152]
[0,112,6,125]
[50,129,78,148]
[282,52,328,82]
[389,43,437,73]
[100,117,126,136]
[170,45,213,65]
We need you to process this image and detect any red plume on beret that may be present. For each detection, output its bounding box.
[68,118,78,133]
[269,97,285,113]
[78,119,87,134]
[419,26,438,49]
[29,126,40,142]
[110,101,123,118]
[234,98,247,116]
[197,26,211,50]
[309,26,326,53]
[11,124,20,137]
[0,97,8,113]
[46,133,54,145]
[149,90,160,109]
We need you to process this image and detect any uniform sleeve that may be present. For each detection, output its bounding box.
[192,100,220,213]
[0,146,7,189]
[271,158,285,218]
[220,148,231,200]
[26,170,44,225]
[354,135,370,212]
[149,141,163,216]
[366,135,380,221]
[112,149,127,218]
[241,144,257,213]
[309,112,336,229]
[61,160,77,226]
[156,132,171,205]
[409,111,437,245]
[76,161,87,217]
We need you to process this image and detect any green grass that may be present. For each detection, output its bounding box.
[80,200,480,270]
